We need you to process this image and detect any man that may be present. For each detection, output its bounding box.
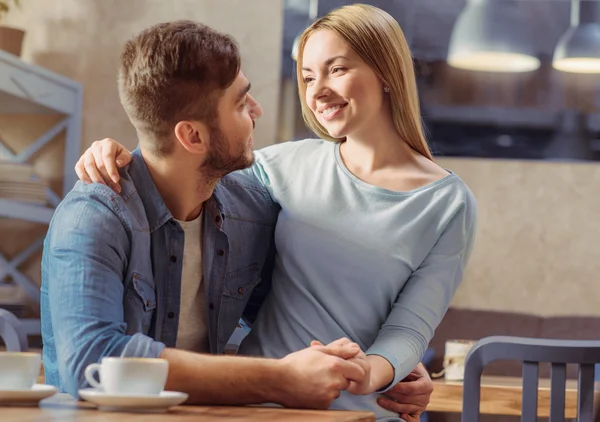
[44,20,432,416]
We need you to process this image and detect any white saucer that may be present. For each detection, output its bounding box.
[78,389,188,412]
[0,384,58,405]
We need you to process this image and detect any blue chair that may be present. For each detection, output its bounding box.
[0,308,28,352]
[462,336,600,422]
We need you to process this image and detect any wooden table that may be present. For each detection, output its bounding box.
[1,394,375,422]
[428,375,600,417]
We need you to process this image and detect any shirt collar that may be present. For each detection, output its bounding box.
[128,147,226,232]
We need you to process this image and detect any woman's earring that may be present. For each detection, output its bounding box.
[384,86,390,93]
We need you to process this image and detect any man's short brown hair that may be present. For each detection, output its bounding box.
[118,20,240,155]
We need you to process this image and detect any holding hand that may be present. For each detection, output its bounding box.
[276,338,365,409]
[311,339,433,421]
[310,339,373,396]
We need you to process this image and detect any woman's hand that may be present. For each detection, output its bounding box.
[74,138,133,193]
[313,340,433,420]
[377,362,433,421]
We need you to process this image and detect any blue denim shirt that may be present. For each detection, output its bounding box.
[40,148,277,397]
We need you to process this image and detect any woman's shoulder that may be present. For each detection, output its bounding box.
[406,157,477,224]
[412,154,474,202]
[427,170,475,203]
[431,174,478,230]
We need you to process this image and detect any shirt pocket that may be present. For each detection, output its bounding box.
[124,272,156,334]
[218,264,261,343]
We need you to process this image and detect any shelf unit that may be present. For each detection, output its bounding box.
[0,50,83,335]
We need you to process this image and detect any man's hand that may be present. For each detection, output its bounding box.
[75,138,132,193]
[276,338,366,409]
[311,339,373,396]
[377,362,433,421]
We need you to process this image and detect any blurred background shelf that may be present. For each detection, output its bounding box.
[0,49,83,339]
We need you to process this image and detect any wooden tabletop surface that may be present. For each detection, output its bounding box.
[1,393,376,422]
[428,375,600,417]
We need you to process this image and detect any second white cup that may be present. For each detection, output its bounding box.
[0,352,41,390]
[84,357,168,396]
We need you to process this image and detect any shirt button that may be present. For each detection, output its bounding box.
[237,287,243,295]
[170,255,177,263]
[168,312,175,319]
[209,303,215,310]
[215,215,222,224]
[217,250,225,256]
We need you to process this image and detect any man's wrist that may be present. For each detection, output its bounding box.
[261,358,290,405]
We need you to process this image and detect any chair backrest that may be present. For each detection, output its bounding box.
[0,308,28,352]
[462,336,600,422]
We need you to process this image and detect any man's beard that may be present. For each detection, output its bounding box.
[201,125,254,181]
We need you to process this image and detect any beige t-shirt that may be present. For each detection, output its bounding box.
[175,213,209,352]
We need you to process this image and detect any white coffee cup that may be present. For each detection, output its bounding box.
[0,352,42,390]
[84,357,168,395]
[443,339,476,381]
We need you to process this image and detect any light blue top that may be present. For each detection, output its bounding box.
[239,139,477,421]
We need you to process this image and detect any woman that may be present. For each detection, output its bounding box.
[76,5,477,421]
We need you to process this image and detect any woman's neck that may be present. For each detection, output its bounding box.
[342,118,418,173]
[339,117,448,193]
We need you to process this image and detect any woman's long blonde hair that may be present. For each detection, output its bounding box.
[295,3,433,160]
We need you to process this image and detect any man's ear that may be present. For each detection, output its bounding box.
[174,120,210,154]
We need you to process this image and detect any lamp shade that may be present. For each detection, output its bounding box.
[553,24,600,73]
[447,0,540,72]
[552,0,600,74]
